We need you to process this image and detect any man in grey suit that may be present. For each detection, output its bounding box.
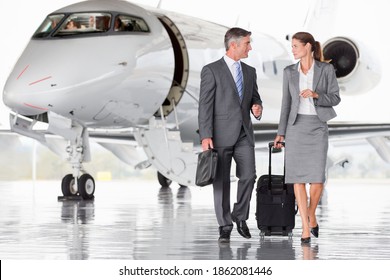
[198,27,263,243]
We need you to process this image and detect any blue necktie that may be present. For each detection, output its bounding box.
[234,61,243,101]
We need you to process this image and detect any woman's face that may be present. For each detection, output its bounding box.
[291,38,310,60]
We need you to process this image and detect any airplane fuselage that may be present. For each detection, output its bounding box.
[3,0,290,133]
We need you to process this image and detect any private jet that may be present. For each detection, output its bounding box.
[3,0,390,199]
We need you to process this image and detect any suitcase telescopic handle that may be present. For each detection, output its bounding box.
[268,141,285,149]
[267,141,286,188]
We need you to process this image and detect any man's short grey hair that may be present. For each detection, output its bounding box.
[224,27,252,51]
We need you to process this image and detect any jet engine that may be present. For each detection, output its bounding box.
[322,37,381,95]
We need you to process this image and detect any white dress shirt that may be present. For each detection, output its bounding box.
[297,61,317,115]
[224,55,241,84]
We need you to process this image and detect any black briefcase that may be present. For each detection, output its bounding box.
[256,142,296,236]
[195,149,218,187]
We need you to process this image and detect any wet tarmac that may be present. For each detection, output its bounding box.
[1,178,390,260]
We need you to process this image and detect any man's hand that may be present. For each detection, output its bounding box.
[251,104,263,119]
[201,138,214,151]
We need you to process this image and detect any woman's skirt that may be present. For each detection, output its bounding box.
[285,114,328,183]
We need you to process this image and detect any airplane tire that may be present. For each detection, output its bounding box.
[157,172,172,188]
[78,174,95,199]
[61,174,78,196]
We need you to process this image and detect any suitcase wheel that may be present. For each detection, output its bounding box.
[259,230,271,237]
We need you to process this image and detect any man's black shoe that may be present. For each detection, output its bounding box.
[218,227,231,243]
[235,220,251,239]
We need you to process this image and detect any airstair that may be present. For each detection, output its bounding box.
[133,116,198,187]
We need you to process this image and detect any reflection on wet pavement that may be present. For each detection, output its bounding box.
[1,179,390,260]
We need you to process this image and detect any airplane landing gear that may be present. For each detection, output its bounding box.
[59,122,95,200]
[157,171,189,189]
[61,173,95,199]
[61,174,77,196]
[78,174,95,199]
[157,171,172,188]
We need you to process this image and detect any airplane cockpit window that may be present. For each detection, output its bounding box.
[32,12,149,39]
[114,15,149,32]
[52,13,111,36]
[33,14,65,38]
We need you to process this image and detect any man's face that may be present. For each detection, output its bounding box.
[235,35,252,59]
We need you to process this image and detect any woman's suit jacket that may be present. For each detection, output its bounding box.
[277,60,341,136]
[198,58,262,148]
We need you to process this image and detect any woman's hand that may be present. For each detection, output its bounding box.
[300,89,318,99]
[273,135,285,149]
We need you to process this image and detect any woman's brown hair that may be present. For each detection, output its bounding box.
[292,32,323,62]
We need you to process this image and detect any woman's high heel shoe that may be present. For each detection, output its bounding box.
[310,224,319,238]
[301,237,311,244]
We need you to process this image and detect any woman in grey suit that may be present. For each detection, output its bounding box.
[198,27,263,243]
[274,32,341,243]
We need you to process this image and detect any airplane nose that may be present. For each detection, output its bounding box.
[2,62,52,116]
[3,84,44,116]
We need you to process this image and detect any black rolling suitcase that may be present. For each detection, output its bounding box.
[256,142,296,237]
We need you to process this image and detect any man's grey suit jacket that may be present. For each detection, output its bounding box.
[198,58,262,148]
[277,60,341,136]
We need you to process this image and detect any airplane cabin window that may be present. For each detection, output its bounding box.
[33,14,65,38]
[114,15,149,33]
